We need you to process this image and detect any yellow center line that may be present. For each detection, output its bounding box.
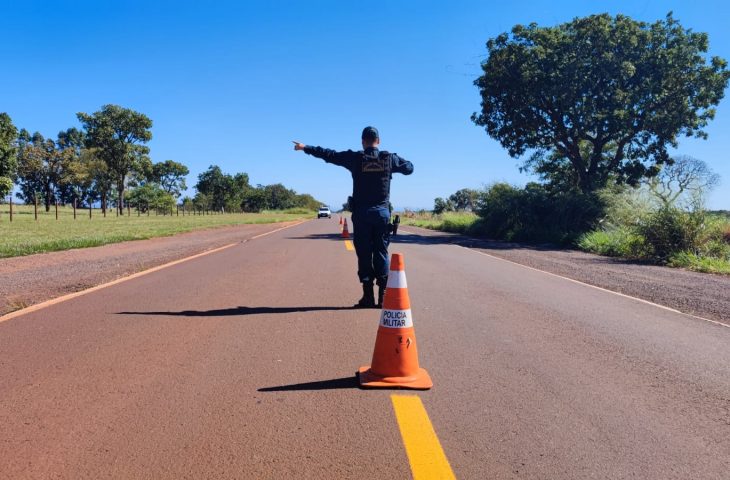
[391,395,456,480]
[344,240,354,251]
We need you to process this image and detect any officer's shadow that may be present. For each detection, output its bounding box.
[116,305,356,317]
[286,233,343,241]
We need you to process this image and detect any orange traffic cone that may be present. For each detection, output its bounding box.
[342,219,350,238]
[339,215,343,225]
[358,253,432,389]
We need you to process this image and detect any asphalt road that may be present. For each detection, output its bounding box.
[1,218,728,479]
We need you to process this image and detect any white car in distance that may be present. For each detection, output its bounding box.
[317,206,331,218]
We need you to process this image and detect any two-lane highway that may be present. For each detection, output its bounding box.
[1,218,728,479]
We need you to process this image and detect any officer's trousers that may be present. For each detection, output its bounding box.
[351,207,390,285]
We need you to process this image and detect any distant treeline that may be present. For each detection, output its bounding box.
[0,106,321,214]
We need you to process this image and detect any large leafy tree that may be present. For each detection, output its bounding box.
[16,130,75,211]
[54,127,86,204]
[241,188,267,213]
[195,165,234,210]
[263,183,297,210]
[126,183,174,212]
[151,160,189,197]
[77,105,152,214]
[473,13,730,193]
[0,113,18,198]
[449,188,479,211]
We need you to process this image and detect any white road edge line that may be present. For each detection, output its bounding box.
[398,228,729,330]
[0,220,308,324]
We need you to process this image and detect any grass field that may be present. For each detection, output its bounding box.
[0,204,313,258]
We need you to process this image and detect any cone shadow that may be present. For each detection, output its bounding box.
[258,376,358,392]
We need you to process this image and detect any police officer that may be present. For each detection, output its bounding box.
[293,126,414,308]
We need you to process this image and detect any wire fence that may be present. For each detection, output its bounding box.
[0,196,242,223]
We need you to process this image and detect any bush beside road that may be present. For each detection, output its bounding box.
[405,183,730,276]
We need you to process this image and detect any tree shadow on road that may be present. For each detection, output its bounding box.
[117,305,356,317]
[258,375,359,391]
[287,226,601,257]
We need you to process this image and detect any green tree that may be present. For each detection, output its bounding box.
[473,13,730,193]
[449,188,478,211]
[295,193,320,211]
[16,131,75,211]
[226,172,251,211]
[0,113,18,198]
[77,105,153,215]
[193,192,211,211]
[263,183,297,210]
[180,196,194,211]
[126,183,174,213]
[53,128,87,204]
[152,160,189,197]
[241,188,267,212]
[195,165,234,210]
[433,197,454,214]
[77,148,113,209]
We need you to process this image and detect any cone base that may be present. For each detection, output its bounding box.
[357,366,433,390]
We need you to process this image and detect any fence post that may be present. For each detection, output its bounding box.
[128,202,131,217]
[34,195,38,221]
[9,196,12,222]
[176,205,179,216]
[73,198,77,220]
[55,199,58,220]
[89,202,92,219]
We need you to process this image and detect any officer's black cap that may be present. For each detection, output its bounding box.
[361,126,379,142]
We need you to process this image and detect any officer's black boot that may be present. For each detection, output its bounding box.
[354,282,376,309]
[376,276,388,308]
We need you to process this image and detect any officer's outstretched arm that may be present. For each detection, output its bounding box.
[296,144,354,170]
[391,154,414,175]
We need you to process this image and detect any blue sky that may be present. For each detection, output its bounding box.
[1,0,729,209]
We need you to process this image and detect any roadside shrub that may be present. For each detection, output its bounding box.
[474,182,603,244]
[596,186,653,229]
[637,206,705,261]
[668,251,730,275]
[577,227,649,258]
[701,240,730,260]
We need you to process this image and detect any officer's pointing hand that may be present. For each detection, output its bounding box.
[292,141,306,151]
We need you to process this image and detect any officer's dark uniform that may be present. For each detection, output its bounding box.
[303,132,413,306]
